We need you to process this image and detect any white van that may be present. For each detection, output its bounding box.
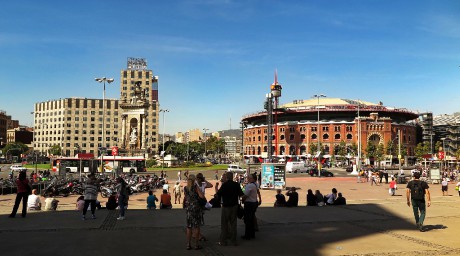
[227,164,246,174]
[286,161,309,173]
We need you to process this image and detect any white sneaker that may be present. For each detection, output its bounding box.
[117,216,125,220]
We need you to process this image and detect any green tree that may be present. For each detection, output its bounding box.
[435,141,443,153]
[2,142,29,159]
[414,142,430,161]
[376,143,385,166]
[309,142,323,154]
[386,140,396,155]
[48,144,62,156]
[366,143,377,158]
[337,140,347,158]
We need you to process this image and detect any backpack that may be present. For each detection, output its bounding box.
[410,180,425,200]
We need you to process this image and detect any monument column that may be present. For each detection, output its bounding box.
[141,115,146,149]
[121,115,126,148]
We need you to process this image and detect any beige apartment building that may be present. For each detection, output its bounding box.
[33,58,160,157]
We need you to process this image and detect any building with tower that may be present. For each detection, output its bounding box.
[33,58,160,157]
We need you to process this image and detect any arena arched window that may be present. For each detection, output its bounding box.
[280,146,285,155]
[258,136,261,141]
[289,134,295,140]
[335,134,341,140]
[257,146,261,155]
[311,134,317,140]
[300,134,306,140]
[289,146,296,155]
[280,135,285,140]
[347,134,352,140]
[263,146,267,152]
[264,136,267,141]
[300,145,306,155]
[323,134,329,140]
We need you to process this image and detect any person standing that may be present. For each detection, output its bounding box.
[184,174,205,250]
[241,173,259,240]
[174,181,182,204]
[389,177,397,196]
[10,171,30,218]
[441,178,448,196]
[406,172,431,232]
[216,171,244,246]
[82,173,98,220]
[116,177,129,220]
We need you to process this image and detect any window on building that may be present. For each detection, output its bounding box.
[323,126,329,132]
[311,127,317,132]
[289,134,295,140]
[280,135,285,140]
[335,134,341,140]
[323,134,329,140]
[311,134,317,140]
[300,134,306,140]
[346,134,352,140]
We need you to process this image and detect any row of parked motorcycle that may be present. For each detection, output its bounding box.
[0,174,168,197]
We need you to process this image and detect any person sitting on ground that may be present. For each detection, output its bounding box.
[106,193,117,210]
[285,187,299,207]
[325,188,338,205]
[334,192,347,205]
[315,190,325,206]
[306,189,317,206]
[147,190,159,209]
[274,189,286,207]
[160,189,172,209]
[76,196,85,212]
[27,189,42,211]
[44,193,59,211]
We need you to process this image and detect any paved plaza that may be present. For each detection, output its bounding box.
[0,174,459,256]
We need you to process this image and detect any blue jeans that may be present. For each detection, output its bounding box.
[411,199,426,225]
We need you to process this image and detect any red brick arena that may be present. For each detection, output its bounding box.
[241,97,419,164]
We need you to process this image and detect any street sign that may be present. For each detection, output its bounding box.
[438,151,445,160]
[111,146,119,156]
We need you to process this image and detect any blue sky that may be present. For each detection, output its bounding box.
[0,0,459,134]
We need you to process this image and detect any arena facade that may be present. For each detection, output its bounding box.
[241,97,419,163]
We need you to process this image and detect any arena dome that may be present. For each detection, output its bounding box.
[241,97,419,165]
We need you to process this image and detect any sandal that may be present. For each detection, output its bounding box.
[186,245,192,250]
[195,245,203,250]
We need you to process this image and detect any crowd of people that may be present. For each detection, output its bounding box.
[274,187,346,207]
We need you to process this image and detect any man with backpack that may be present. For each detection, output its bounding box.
[406,172,431,232]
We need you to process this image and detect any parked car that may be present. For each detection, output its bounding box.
[10,165,27,172]
[227,164,246,174]
[308,168,334,177]
[345,166,353,172]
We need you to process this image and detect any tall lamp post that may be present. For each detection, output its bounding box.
[95,77,114,172]
[160,109,169,171]
[203,128,209,161]
[313,94,326,176]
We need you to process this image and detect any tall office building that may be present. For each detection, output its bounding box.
[33,57,160,157]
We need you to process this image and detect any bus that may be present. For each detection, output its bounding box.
[101,155,146,173]
[51,154,97,174]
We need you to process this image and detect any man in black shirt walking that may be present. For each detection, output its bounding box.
[216,171,244,246]
[406,172,431,232]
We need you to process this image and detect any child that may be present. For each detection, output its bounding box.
[146,190,158,209]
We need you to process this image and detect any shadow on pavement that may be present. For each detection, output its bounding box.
[0,203,444,256]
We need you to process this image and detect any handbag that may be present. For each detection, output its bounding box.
[198,197,207,207]
[237,203,244,219]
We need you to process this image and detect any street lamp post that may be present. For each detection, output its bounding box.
[313,94,326,176]
[95,77,114,172]
[203,128,209,161]
[160,109,169,171]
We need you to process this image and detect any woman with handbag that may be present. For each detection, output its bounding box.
[10,171,31,218]
[184,174,205,250]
